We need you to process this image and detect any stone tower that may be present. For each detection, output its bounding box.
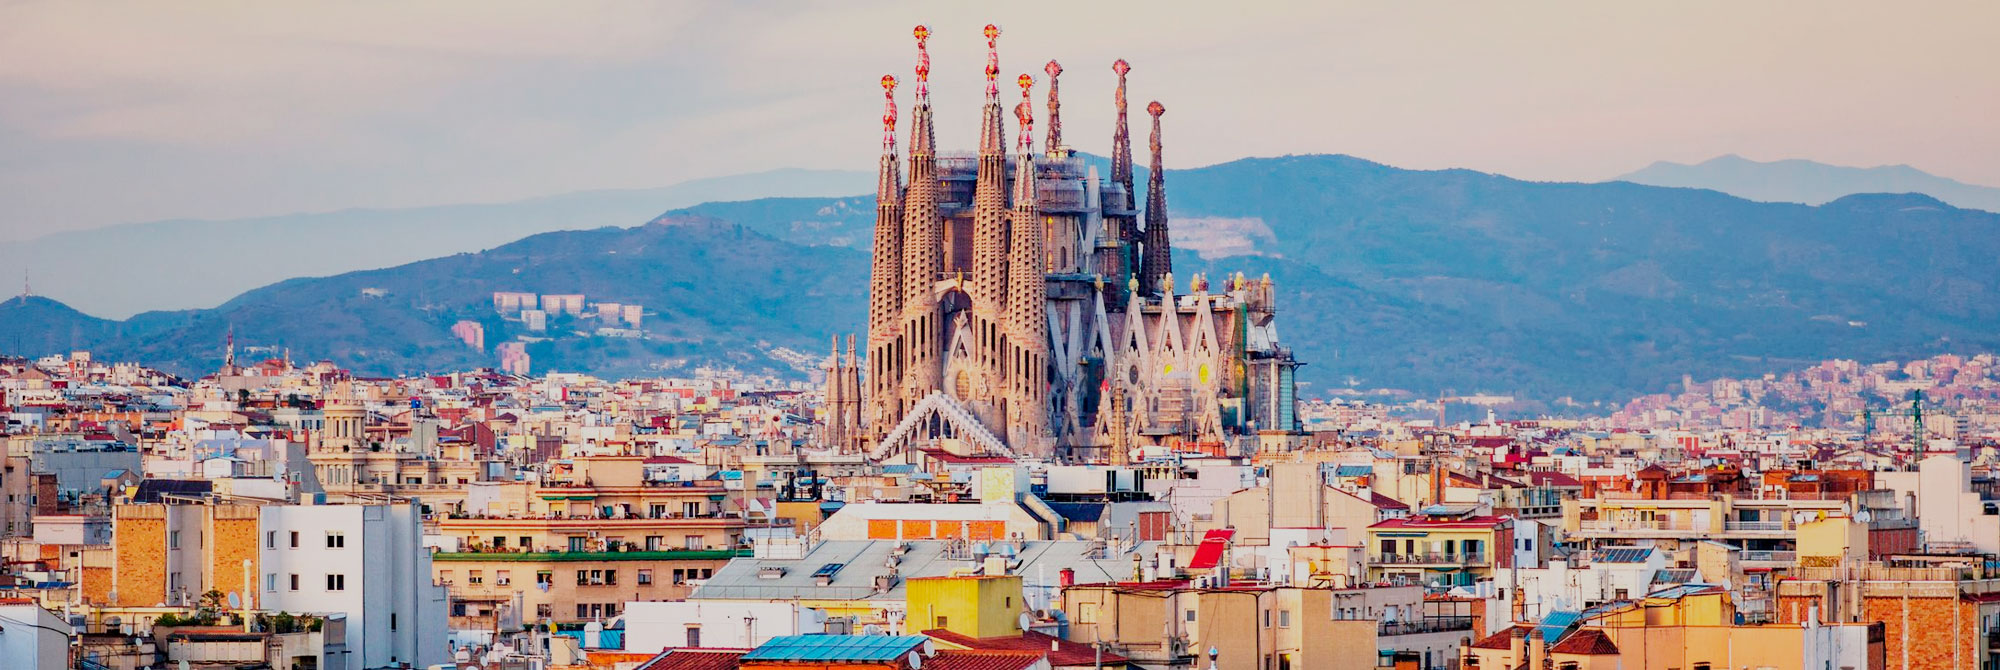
[865,74,905,434]
[1006,73,1051,452]
[899,26,944,409]
[966,23,1011,428]
[1139,101,1173,297]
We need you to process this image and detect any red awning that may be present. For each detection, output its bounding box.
[1187,528,1235,569]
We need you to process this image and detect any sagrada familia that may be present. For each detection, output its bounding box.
[823,25,1301,462]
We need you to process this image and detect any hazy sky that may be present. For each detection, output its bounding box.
[2,0,1995,241]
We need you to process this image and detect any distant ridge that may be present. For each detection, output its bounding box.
[1616,154,2000,212]
[9,153,2000,407]
[0,168,873,319]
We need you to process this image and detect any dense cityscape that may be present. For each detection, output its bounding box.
[4,12,1999,670]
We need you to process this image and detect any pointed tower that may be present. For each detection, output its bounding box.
[967,23,1012,426]
[900,25,945,407]
[1139,101,1173,297]
[1043,60,1064,156]
[1108,59,1141,307]
[866,74,906,435]
[1007,73,1051,453]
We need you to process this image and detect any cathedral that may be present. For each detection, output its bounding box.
[824,24,1301,462]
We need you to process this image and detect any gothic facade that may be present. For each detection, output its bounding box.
[838,25,1302,461]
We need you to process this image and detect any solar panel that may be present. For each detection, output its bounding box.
[811,563,845,579]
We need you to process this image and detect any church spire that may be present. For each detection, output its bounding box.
[866,74,904,350]
[1139,100,1173,297]
[1043,60,1063,156]
[1109,59,1135,213]
[1007,72,1051,451]
[898,24,945,409]
[970,23,1011,318]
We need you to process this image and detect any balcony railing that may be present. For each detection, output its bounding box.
[1579,519,1700,533]
[1375,552,1488,566]
[1724,520,1795,533]
[1741,550,1797,563]
[1380,616,1475,636]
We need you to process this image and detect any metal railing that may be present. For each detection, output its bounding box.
[1724,520,1794,533]
[1380,616,1475,636]
[1740,550,1797,563]
[1375,553,1488,565]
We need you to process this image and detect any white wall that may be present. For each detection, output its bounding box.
[261,503,447,670]
[622,600,825,653]
[0,602,72,670]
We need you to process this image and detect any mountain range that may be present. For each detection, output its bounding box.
[0,168,871,319]
[5,154,1999,408]
[1617,154,2000,211]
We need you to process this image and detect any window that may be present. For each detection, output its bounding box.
[439,570,454,584]
[468,570,484,585]
[326,574,346,591]
[936,615,949,628]
[536,571,553,585]
[520,536,533,549]
[1279,609,1291,627]
[673,569,687,585]
[536,604,552,619]
[290,531,299,548]
[492,536,506,549]
[645,536,664,551]
[1186,609,1197,622]
[496,570,511,586]
[169,530,181,549]
[266,531,276,549]
[1263,609,1271,628]
[577,604,590,618]
[577,570,589,586]
[289,574,300,591]
[265,573,277,592]
[568,537,588,552]
[685,626,701,647]
[390,613,397,631]
[684,535,703,550]
[1078,603,1099,624]
[605,569,618,585]
[1379,539,1394,556]
[638,569,653,585]
[326,532,345,549]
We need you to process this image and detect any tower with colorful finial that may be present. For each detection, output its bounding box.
[864,72,907,437]
[849,23,1300,462]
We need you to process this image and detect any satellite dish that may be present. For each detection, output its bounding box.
[226,592,241,609]
[1018,612,1033,631]
[907,651,923,669]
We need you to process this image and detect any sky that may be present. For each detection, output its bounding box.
[2,0,1996,242]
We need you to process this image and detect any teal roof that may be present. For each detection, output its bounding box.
[741,635,928,662]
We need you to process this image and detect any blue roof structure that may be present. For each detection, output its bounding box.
[1594,547,1653,564]
[1334,465,1374,478]
[741,635,929,662]
[1537,610,1583,643]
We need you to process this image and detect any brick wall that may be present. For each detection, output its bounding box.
[112,505,167,606]
[207,505,261,602]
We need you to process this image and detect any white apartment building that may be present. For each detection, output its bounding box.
[0,600,71,670]
[260,502,447,670]
[622,600,827,653]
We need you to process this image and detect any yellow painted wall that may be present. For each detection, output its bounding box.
[208,505,261,604]
[906,575,1022,638]
[112,505,167,606]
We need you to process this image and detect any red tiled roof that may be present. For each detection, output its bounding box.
[635,649,749,670]
[1470,625,1529,650]
[928,650,1048,670]
[1549,629,1620,655]
[923,629,1126,666]
[919,448,1017,464]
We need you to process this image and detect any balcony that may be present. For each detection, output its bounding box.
[1578,519,1701,535]
[1379,616,1475,637]
[1723,520,1796,534]
[1374,553,1489,567]
[1740,550,1797,564]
